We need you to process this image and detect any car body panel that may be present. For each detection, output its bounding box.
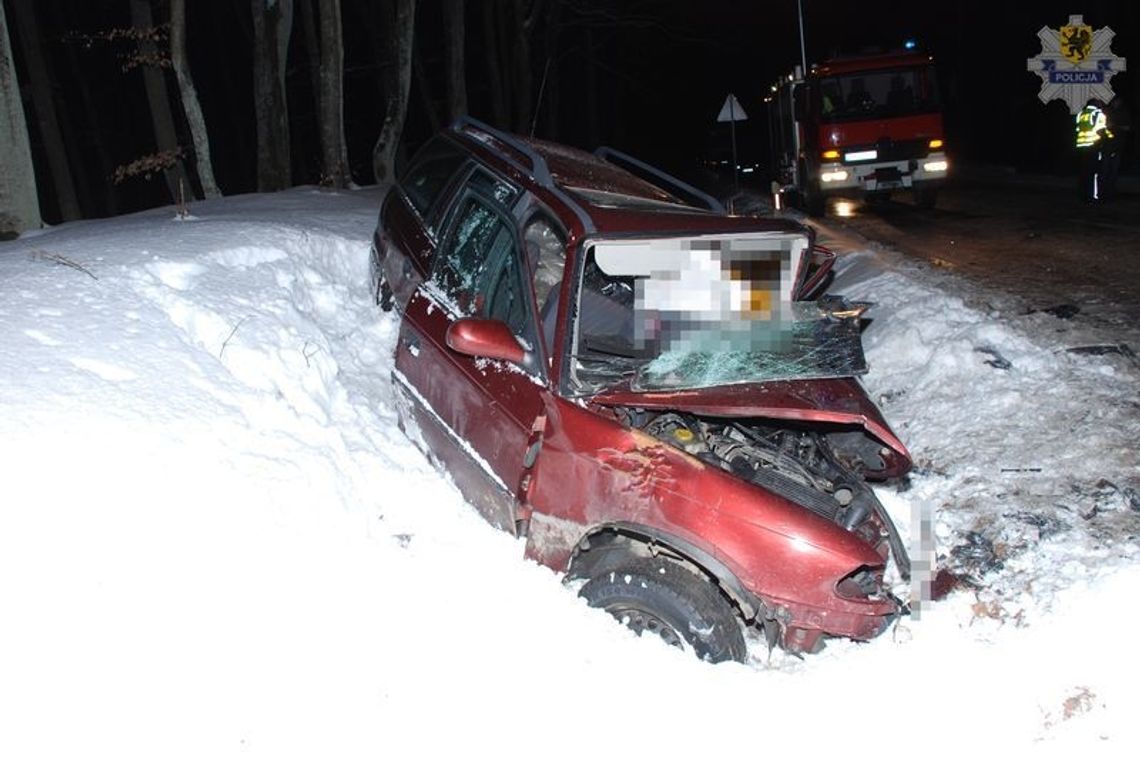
[520,396,895,648]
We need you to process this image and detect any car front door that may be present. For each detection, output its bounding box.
[393,189,548,534]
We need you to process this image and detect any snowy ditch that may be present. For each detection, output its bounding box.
[1,187,1137,761]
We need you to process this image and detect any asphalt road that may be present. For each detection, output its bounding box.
[805,167,1140,346]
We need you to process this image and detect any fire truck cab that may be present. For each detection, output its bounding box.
[768,51,948,215]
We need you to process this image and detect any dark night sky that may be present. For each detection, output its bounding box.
[7,0,1138,222]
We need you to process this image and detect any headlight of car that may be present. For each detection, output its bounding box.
[835,565,887,601]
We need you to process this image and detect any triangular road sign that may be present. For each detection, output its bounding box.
[717,93,748,122]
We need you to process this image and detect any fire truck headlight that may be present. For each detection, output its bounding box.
[821,170,849,183]
[923,160,948,173]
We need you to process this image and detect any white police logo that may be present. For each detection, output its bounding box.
[1027,14,1126,114]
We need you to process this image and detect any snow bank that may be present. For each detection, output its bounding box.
[1,188,1137,762]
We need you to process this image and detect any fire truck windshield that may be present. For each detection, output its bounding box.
[818,66,940,121]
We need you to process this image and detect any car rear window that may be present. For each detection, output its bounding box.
[400,137,467,219]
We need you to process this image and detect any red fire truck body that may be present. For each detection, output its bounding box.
[769,51,948,214]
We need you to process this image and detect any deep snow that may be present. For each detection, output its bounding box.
[1,187,1137,762]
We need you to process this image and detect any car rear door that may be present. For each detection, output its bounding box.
[393,186,548,534]
[379,136,468,309]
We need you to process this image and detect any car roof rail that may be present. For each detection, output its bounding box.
[451,115,595,234]
[452,115,554,186]
[593,146,727,214]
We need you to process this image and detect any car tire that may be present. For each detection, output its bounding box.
[578,556,747,663]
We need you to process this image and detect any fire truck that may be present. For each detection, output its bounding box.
[768,50,948,215]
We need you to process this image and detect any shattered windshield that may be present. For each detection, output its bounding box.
[569,234,869,393]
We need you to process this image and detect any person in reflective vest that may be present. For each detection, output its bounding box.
[1075,101,1110,148]
[1075,99,1118,202]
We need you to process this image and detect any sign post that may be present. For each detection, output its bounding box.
[717,93,749,193]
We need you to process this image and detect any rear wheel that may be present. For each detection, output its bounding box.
[578,556,747,663]
[914,185,937,209]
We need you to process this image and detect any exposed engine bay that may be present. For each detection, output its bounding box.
[617,408,911,580]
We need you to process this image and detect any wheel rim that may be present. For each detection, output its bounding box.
[607,605,684,650]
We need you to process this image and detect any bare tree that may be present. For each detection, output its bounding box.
[251,0,294,191]
[0,0,40,235]
[372,0,416,185]
[317,0,349,187]
[297,0,321,109]
[56,14,119,216]
[10,0,79,220]
[442,0,466,123]
[170,0,220,198]
[127,0,194,203]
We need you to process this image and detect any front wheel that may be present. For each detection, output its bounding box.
[798,161,825,217]
[578,557,747,663]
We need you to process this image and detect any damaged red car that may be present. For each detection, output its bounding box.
[371,117,912,663]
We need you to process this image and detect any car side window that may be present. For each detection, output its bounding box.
[467,168,521,208]
[432,193,539,355]
[400,137,467,223]
[433,194,503,312]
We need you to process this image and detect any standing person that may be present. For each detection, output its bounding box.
[1074,97,1130,202]
[1075,99,1112,202]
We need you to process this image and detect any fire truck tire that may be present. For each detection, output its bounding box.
[914,186,938,209]
[799,162,825,216]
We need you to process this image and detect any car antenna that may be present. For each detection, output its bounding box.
[530,57,552,137]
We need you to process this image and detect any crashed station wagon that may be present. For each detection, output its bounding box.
[371,117,911,662]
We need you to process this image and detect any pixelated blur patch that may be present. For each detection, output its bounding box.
[593,234,807,347]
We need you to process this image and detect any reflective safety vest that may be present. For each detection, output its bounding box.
[1076,105,1113,148]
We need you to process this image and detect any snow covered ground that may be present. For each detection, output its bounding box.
[1,187,1137,762]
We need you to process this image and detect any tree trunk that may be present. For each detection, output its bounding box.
[128,0,194,203]
[10,0,79,221]
[169,0,221,198]
[0,0,40,235]
[371,0,415,185]
[442,0,466,123]
[251,0,293,191]
[56,3,118,216]
[480,3,507,127]
[412,49,440,134]
[298,0,322,114]
[317,0,349,187]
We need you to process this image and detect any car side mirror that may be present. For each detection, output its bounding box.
[446,317,529,365]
